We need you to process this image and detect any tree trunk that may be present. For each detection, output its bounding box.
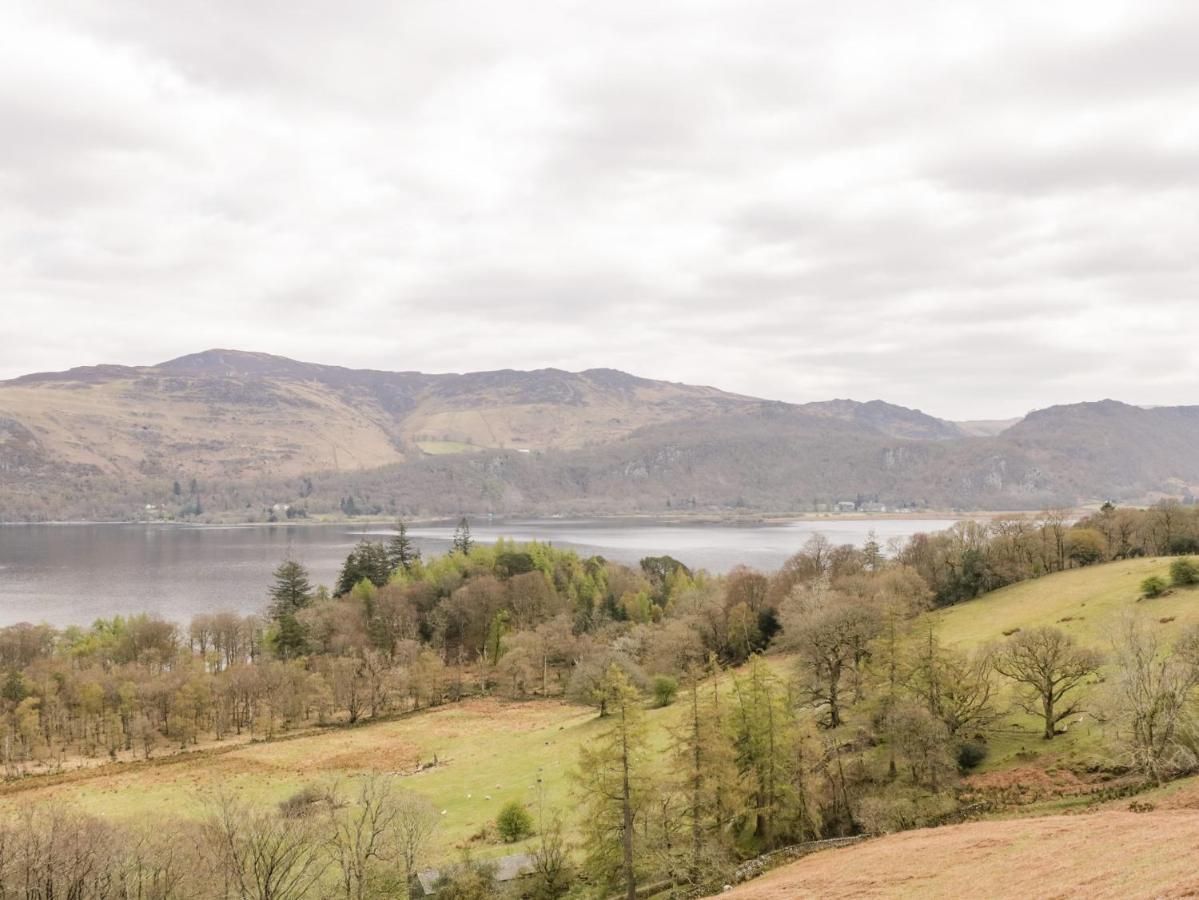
[621,704,636,900]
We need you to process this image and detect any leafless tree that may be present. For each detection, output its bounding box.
[993,627,1102,740]
[1104,618,1199,783]
[327,775,403,900]
[392,789,439,899]
[203,792,329,900]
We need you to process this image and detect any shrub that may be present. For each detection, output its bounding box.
[1170,557,1199,586]
[1141,576,1168,598]
[278,783,331,818]
[434,856,499,900]
[496,801,534,843]
[651,675,678,708]
[957,741,988,770]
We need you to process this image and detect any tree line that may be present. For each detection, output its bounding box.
[5,508,1199,896]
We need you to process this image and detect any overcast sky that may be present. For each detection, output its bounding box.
[2,1,1197,418]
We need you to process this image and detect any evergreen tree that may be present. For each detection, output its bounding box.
[268,559,314,620]
[2,669,26,705]
[672,662,743,884]
[387,518,421,573]
[335,541,392,596]
[452,517,474,555]
[576,665,651,900]
[268,559,314,659]
[728,655,796,848]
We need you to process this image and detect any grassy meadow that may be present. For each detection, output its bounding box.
[933,556,1199,774]
[0,695,683,864]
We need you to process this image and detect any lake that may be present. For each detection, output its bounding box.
[0,518,958,627]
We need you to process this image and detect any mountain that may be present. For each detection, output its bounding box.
[797,399,966,440]
[1,351,1196,521]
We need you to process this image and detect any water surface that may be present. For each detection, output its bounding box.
[0,518,956,627]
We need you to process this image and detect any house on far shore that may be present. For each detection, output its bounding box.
[836,500,857,513]
[411,853,535,897]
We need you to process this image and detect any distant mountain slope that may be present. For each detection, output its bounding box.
[953,416,1023,436]
[1,352,1197,521]
[798,398,966,440]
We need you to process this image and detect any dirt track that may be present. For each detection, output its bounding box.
[719,810,1199,899]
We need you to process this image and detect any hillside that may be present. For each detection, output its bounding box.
[3,351,1199,521]
[922,558,1198,774]
[719,808,1199,899]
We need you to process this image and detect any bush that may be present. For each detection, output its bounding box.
[957,741,988,770]
[434,856,499,900]
[278,783,331,818]
[496,801,534,843]
[1141,576,1169,598]
[651,675,679,708]
[1170,557,1199,586]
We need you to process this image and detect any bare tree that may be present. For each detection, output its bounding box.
[392,789,439,899]
[203,792,329,900]
[328,775,403,900]
[1105,618,1199,783]
[993,627,1102,740]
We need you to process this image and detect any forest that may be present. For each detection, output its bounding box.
[4,502,1199,898]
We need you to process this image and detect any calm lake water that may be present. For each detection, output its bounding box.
[0,518,957,627]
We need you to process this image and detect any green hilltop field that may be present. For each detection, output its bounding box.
[932,556,1199,778]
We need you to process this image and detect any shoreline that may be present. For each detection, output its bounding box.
[0,509,1066,529]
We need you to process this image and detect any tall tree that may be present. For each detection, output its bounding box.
[336,542,392,596]
[576,665,650,900]
[673,662,743,885]
[268,560,314,660]
[387,519,421,574]
[728,655,794,847]
[451,518,474,555]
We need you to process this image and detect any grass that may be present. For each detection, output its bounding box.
[926,557,1199,772]
[0,695,679,863]
[415,440,484,455]
[934,556,1199,648]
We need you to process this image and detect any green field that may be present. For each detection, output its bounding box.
[935,556,1199,647]
[0,696,679,864]
[933,557,1199,773]
[415,440,483,455]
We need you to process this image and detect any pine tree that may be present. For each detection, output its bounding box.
[728,655,796,848]
[672,662,743,884]
[387,518,421,573]
[576,665,651,900]
[335,541,392,596]
[452,517,474,555]
[268,559,313,620]
[268,559,314,660]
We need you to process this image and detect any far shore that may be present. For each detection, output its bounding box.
[0,508,1084,529]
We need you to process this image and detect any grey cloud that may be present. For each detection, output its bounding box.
[1,1,1198,419]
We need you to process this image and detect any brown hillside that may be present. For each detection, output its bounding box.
[719,810,1199,899]
[5,351,1199,521]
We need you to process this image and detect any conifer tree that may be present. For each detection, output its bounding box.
[387,518,421,574]
[335,541,391,596]
[672,661,743,884]
[728,655,795,848]
[451,517,474,555]
[576,665,651,900]
[268,559,314,659]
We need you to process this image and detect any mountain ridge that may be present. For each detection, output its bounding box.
[1,350,1195,521]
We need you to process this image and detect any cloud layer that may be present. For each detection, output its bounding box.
[2,0,1197,418]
